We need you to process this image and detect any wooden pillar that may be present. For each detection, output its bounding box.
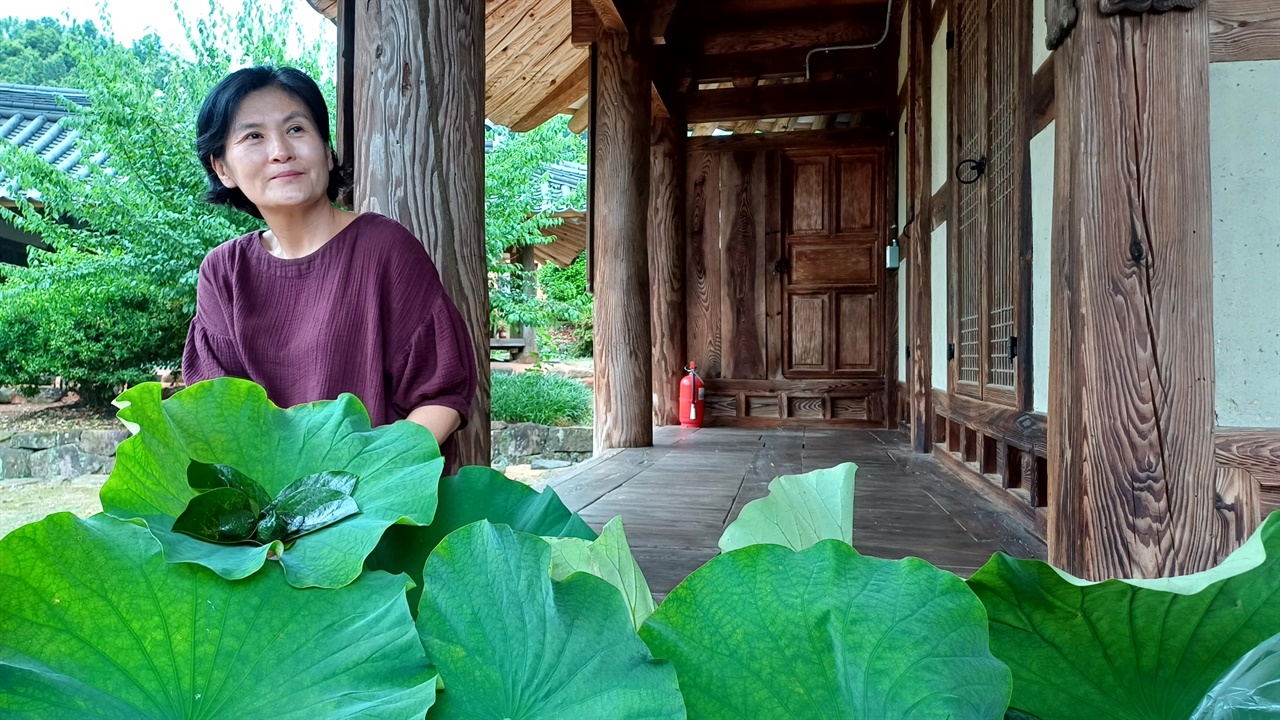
[907,0,934,453]
[1048,1,1223,579]
[649,112,686,427]
[353,0,488,470]
[592,4,654,451]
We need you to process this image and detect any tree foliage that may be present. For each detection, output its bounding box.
[0,2,336,402]
[484,117,590,337]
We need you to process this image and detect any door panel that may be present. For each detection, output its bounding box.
[789,242,877,287]
[835,153,880,234]
[789,158,829,235]
[836,293,878,372]
[789,293,829,371]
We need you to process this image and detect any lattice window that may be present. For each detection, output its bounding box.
[955,0,985,387]
[949,0,1028,402]
[986,0,1018,389]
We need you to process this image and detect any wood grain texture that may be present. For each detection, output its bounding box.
[693,7,891,55]
[1215,428,1280,481]
[1048,1,1221,579]
[1210,0,1280,62]
[909,0,935,453]
[510,55,589,132]
[720,151,768,380]
[935,389,1048,455]
[684,79,892,124]
[649,113,686,426]
[354,0,487,470]
[593,4,654,451]
[1045,0,1079,49]
[1100,0,1198,13]
[685,128,887,153]
[588,0,627,32]
[1032,53,1056,135]
[686,151,723,378]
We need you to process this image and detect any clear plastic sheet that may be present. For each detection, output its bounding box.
[1192,631,1280,719]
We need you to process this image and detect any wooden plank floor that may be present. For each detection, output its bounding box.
[544,427,1047,600]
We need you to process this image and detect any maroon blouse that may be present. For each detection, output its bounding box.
[182,213,476,453]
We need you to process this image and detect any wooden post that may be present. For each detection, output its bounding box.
[352,0,488,470]
[907,0,934,453]
[1048,1,1224,579]
[649,111,686,426]
[593,3,654,451]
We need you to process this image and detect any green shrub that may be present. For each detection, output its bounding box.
[538,253,592,358]
[0,263,187,404]
[491,370,592,426]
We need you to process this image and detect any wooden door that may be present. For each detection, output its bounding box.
[686,136,891,427]
[782,150,885,380]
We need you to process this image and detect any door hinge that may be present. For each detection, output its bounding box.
[946,30,955,50]
[1008,335,1018,360]
[947,343,955,361]
[906,346,912,360]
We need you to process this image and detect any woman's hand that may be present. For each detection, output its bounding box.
[406,405,463,446]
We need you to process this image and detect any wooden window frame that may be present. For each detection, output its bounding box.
[946,0,1032,410]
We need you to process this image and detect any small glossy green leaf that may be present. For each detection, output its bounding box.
[641,540,1011,719]
[0,513,437,719]
[416,521,685,719]
[366,465,596,611]
[187,460,272,509]
[718,462,856,552]
[967,512,1280,720]
[274,469,361,498]
[544,517,656,631]
[259,487,360,542]
[103,379,443,588]
[171,486,258,543]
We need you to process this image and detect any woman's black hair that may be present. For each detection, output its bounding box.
[195,66,350,219]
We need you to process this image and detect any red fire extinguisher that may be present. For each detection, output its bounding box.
[679,362,705,428]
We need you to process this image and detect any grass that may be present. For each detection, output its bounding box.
[490,371,592,427]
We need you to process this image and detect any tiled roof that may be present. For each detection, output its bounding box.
[538,160,586,212]
[0,83,109,202]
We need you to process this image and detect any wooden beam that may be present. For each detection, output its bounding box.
[693,7,890,55]
[685,78,891,123]
[908,0,934,453]
[1215,428,1280,481]
[668,47,888,84]
[1210,0,1280,62]
[685,127,886,152]
[568,100,590,134]
[593,1,654,450]
[1049,1,1222,579]
[510,55,590,132]
[335,0,355,207]
[354,0,487,470]
[1031,53,1056,136]
[589,0,627,33]
[649,112,686,426]
[571,0,598,46]
[652,0,679,44]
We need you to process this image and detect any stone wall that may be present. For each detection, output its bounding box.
[0,429,129,481]
[490,422,592,470]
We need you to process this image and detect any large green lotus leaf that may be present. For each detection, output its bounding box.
[366,465,596,610]
[0,512,437,719]
[718,462,856,553]
[416,521,685,719]
[641,539,1011,719]
[966,513,1280,720]
[544,516,657,631]
[1192,631,1280,719]
[101,379,443,588]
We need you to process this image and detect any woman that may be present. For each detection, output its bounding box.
[183,66,475,461]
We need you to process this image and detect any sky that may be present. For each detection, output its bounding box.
[2,0,333,56]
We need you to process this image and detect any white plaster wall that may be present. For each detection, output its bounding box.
[898,108,908,232]
[898,0,910,95]
[930,14,948,194]
[1032,0,1051,72]
[932,221,949,389]
[899,260,909,382]
[1030,122,1055,413]
[1210,61,1280,427]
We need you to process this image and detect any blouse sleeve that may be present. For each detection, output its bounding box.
[181,253,246,385]
[389,286,478,427]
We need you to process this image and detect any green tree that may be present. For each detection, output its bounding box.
[0,1,336,403]
[484,117,588,336]
[0,17,115,88]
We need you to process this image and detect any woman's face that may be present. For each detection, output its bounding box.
[211,86,333,215]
